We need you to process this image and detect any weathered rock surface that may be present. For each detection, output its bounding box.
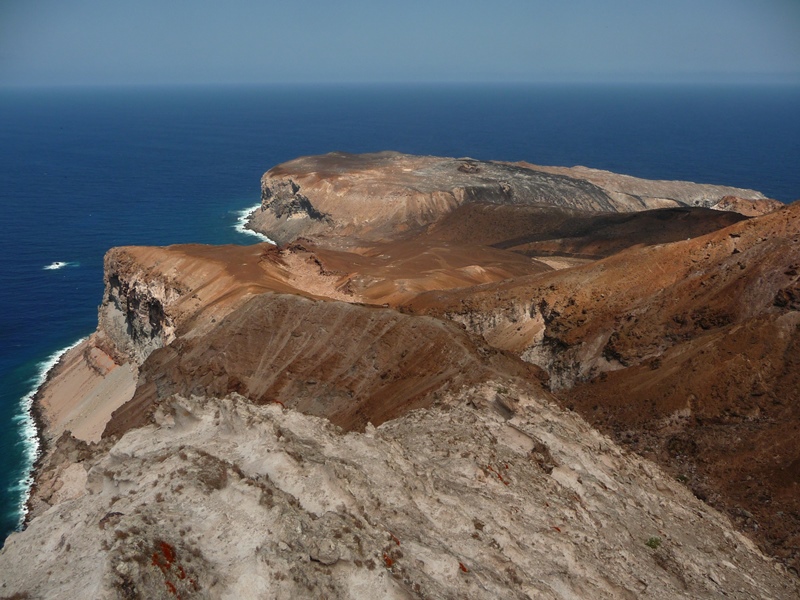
[33,339,136,444]
[3,393,798,599]
[524,164,775,213]
[711,195,786,217]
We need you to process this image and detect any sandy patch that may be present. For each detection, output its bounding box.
[37,338,136,443]
[534,256,595,270]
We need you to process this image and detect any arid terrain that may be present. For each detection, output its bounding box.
[1,152,797,599]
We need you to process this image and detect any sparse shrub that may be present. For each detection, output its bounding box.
[646,536,662,549]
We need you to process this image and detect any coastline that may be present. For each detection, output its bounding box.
[13,200,271,534]
[22,335,136,524]
[234,202,275,243]
[17,337,87,527]
[0,152,798,594]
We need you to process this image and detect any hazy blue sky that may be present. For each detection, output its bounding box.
[2,0,799,86]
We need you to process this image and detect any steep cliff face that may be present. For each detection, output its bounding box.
[98,250,185,365]
[103,291,542,439]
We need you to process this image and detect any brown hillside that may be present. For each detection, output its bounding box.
[408,201,800,573]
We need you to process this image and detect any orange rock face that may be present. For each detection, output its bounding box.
[713,195,786,216]
[105,293,542,437]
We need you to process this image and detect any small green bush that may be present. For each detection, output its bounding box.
[645,536,662,549]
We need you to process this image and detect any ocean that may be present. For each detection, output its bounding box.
[1,83,798,544]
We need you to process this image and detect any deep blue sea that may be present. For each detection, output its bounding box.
[1,83,798,544]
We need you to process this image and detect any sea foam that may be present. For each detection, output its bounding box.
[43,261,79,270]
[234,203,275,243]
[14,337,87,526]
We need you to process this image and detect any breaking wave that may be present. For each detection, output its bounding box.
[13,337,87,526]
[43,261,79,271]
[233,203,275,243]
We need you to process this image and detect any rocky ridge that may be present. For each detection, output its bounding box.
[407,200,800,573]
[1,152,797,598]
[408,201,800,388]
[523,164,779,212]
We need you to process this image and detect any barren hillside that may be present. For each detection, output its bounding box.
[1,153,796,598]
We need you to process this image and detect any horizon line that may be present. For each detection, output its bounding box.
[3,78,800,91]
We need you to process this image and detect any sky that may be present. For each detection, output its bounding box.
[1,0,799,86]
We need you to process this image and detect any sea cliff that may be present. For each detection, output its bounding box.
[1,153,797,598]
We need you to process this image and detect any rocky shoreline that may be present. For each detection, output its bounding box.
[25,361,57,527]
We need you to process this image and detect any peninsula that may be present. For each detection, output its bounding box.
[0,153,797,599]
